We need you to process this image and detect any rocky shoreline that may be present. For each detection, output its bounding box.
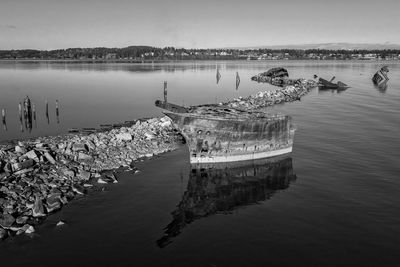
[0,116,181,240]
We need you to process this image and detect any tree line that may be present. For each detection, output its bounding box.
[0,46,399,60]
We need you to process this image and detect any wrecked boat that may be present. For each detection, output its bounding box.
[155,101,295,164]
[372,66,389,85]
[318,77,349,89]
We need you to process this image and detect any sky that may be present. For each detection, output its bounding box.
[0,0,399,49]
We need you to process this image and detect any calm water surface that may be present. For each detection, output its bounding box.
[0,61,399,266]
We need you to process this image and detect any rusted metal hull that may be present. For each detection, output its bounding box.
[164,111,296,164]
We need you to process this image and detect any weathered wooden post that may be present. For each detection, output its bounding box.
[1,108,6,131]
[24,95,32,132]
[1,108,5,123]
[45,100,49,124]
[18,103,23,132]
[163,81,168,103]
[236,71,240,90]
[56,99,59,124]
[18,103,22,121]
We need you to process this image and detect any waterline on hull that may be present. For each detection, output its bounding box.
[190,146,293,164]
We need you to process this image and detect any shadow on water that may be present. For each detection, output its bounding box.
[157,156,296,248]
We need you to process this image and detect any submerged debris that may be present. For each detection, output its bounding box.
[0,116,181,240]
[318,77,349,90]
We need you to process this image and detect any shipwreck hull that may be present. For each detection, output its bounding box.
[165,111,295,164]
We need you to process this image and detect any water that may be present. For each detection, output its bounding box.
[0,61,400,266]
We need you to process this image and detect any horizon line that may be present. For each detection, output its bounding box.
[2,42,400,51]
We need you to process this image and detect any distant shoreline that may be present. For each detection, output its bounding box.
[0,59,399,63]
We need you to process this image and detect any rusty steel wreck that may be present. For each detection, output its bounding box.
[155,68,317,165]
[155,102,295,164]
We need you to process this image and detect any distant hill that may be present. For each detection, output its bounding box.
[224,43,400,50]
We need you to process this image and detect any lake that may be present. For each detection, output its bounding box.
[0,60,400,266]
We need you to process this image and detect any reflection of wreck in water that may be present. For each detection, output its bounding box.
[157,156,296,248]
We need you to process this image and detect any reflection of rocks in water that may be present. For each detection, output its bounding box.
[157,157,296,248]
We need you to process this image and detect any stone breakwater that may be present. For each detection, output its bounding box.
[225,78,318,110]
[0,116,180,240]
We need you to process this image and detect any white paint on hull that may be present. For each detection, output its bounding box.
[190,146,293,164]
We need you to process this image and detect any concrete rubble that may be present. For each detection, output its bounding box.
[0,116,181,240]
[225,78,318,110]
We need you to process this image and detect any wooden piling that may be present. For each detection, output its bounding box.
[45,100,49,124]
[163,81,168,103]
[56,100,59,123]
[1,108,6,131]
[18,103,22,121]
[216,69,221,84]
[1,108,5,123]
[236,71,240,90]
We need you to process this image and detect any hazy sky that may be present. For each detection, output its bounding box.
[0,0,399,49]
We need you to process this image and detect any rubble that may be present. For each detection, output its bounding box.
[225,78,318,110]
[0,116,181,241]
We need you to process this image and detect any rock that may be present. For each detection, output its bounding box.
[15,145,26,154]
[16,216,29,225]
[78,170,91,181]
[59,196,68,205]
[32,196,46,217]
[35,143,44,148]
[25,225,35,234]
[100,171,118,183]
[72,143,88,152]
[0,213,15,228]
[0,228,8,239]
[44,152,56,164]
[46,195,62,213]
[17,224,35,234]
[85,140,96,150]
[11,159,35,172]
[97,177,108,184]
[115,133,132,141]
[144,132,156,140]
[13,167,34,176]
[56,220,65,226]
[78,152,93,161]
[64,169,75,178]
[24,150,39,162]
[72,184,86,195]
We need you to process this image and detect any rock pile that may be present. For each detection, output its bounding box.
[0,116,180,240]
[225,79,318,110]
